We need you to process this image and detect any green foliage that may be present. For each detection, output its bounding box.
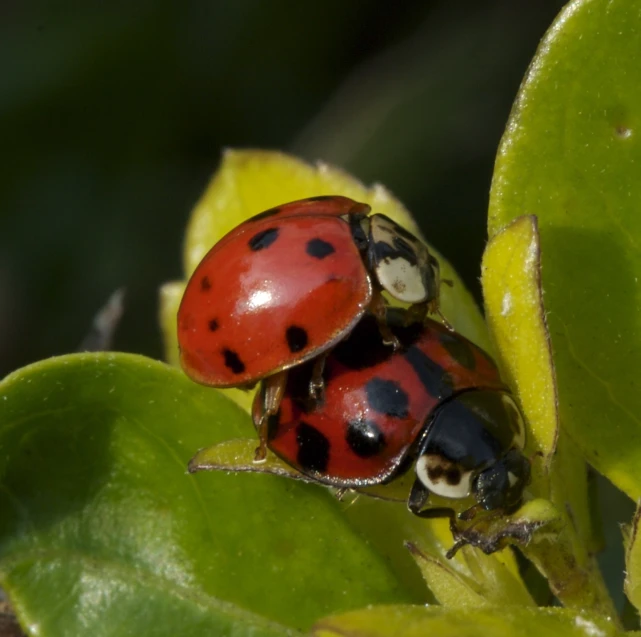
[489,0,641,502]
[3,0,641,634]
[0,355,421,635]
[313,605,621,637]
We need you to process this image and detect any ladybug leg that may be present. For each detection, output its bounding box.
[407,479,457,525]
[254,371,288,463]
[404,301,428,326]
[458,502,483,521]
[370,290,401,350]
[427,256,454,332]
[408,479,468,557]
[334,487,348,501]
[309,352,329,400]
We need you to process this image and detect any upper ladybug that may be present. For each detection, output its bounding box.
[178,195,447,459]
[253,312,530,520]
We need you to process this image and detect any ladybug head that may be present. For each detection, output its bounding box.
[412,390,529,515]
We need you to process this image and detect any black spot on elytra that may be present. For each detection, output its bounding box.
[246,206,282,223]
[438,331,476,371]
[248,227,279,251]
[307,195,334,202]
[306,238,335,259]
[332,313,424,370]
[222,348,245,374]
[286,325,309,353]
[404,345,454,400]
[208,319,219,331]
[365,378,409,419]
[201,276,212,291]
[346,418,386,458]
[296,421,330,473]
[332,316,391,369]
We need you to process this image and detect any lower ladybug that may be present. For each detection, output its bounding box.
[178,195,448,461]
[252,312,530,519]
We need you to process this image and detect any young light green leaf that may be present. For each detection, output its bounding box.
[406,543,534,609]
[481,215,609,614]
[481,216,557,464]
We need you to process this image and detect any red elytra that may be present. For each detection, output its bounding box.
[243,195,370,222]
[212,195,371,252]
[178,213,372,387]
[253,314,507,486]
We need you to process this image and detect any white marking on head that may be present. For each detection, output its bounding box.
[507,471,519,487]
[377,258,427,303]
[416,454,472,499]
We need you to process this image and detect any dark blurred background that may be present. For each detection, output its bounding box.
[0,0,569,377]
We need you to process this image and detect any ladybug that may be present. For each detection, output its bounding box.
[178,196,447,460]
[252,311,530,519]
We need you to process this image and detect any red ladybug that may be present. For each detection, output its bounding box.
[178,196,447,460]
[252,312,530,519]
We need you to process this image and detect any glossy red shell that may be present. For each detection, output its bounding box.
[178,214,372,386]
[214,196,370,252]
[254,316,506,487]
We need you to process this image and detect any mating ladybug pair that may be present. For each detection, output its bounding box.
[178,196,529,522]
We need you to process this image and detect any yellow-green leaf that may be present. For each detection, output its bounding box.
[406,543,533,609]
[313,604,622,637]
[481,215,557,464]
[481,216,607,611]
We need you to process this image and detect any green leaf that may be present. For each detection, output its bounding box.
[488,0,641,499]
[481,216,557,464]
[312,604,622,637]
[189,440,539,610]
[406,542,534,609]
[0,354,420,635]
